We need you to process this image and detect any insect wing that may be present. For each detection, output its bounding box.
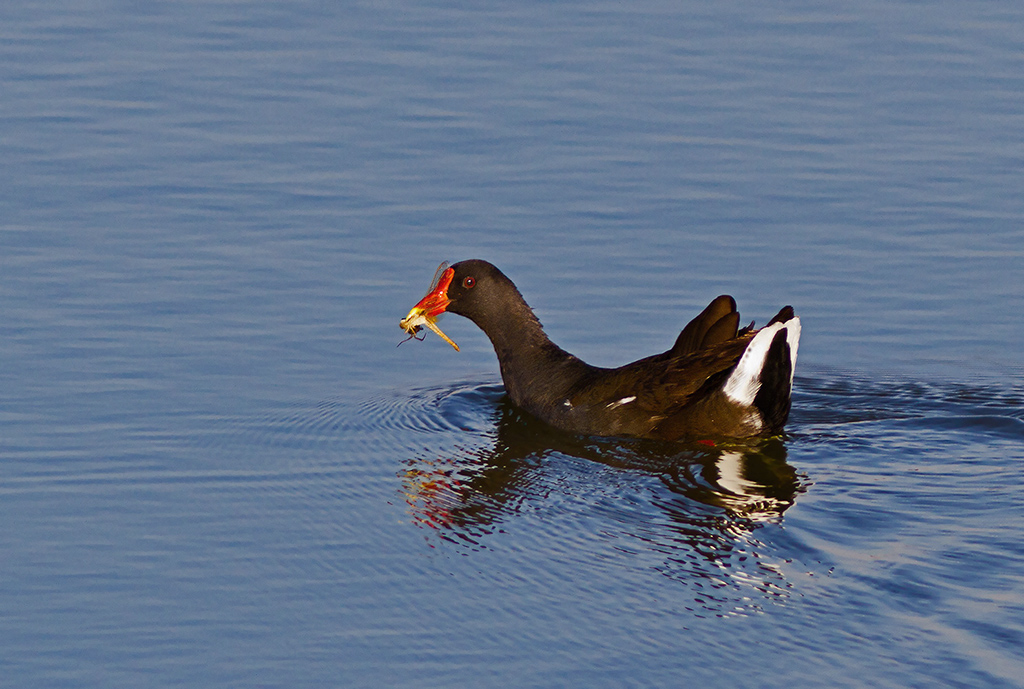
[428,261,450,293]
[424,261,450,325]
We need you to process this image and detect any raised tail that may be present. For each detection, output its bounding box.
[722,307,801,434]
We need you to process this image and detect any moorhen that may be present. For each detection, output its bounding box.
[400,260,800,441]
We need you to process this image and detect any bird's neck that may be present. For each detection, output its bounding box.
[472,298,592,413]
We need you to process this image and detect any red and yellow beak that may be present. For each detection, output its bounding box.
[399,265,460,351]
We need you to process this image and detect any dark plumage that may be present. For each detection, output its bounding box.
[400,260,800,441]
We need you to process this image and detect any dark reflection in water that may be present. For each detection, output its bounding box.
[399,384,808,612]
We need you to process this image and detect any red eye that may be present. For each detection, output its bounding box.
[462,276,475,289]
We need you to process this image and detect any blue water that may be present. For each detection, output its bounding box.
[2,1,1023,687]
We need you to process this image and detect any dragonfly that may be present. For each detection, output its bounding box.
[398,261,460,351]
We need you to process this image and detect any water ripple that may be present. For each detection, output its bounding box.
[365,380,817,616]
[135,371,1022,631]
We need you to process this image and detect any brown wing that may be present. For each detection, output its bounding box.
[556,297,767,437]
[618,333,754,410]
[563,332,755,437]
[669,295,741,356]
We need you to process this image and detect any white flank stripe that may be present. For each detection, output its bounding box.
[606,395,636,410]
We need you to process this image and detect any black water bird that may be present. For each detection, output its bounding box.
[400,260,800,441]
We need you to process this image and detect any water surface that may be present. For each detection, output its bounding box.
[1,1,1023,687]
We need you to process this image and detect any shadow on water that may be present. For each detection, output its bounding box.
[396,384,809,612]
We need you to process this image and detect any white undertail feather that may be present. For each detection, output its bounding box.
[723,316,801,407]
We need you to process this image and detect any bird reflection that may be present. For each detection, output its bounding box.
[399,390,810,614]
[400,393,805,548]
